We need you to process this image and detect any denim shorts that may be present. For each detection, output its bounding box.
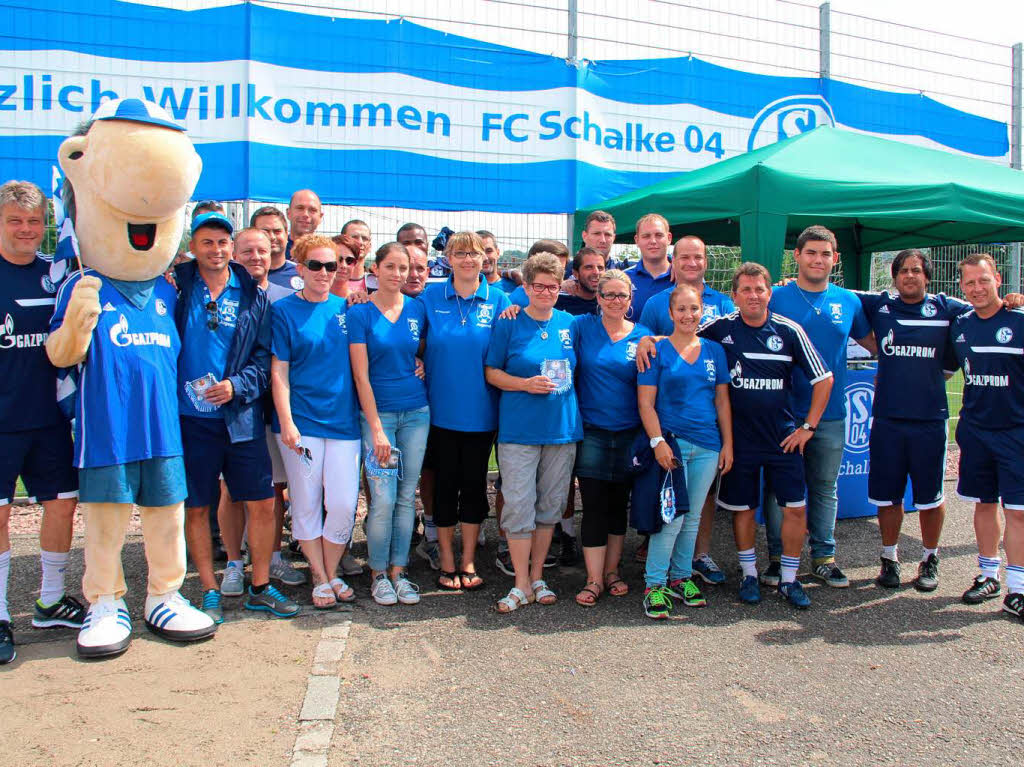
[574,425,638,482]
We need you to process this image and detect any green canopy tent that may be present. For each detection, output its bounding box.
[574,126,1024,289]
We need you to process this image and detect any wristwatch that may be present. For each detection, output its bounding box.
[650,436,666,448]
[800,422,817,432]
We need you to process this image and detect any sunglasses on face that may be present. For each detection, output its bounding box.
[305,259,338,272]
[205,300,219,330]
[341,255,357,266]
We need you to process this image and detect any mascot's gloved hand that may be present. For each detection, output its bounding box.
[45,275,102,368]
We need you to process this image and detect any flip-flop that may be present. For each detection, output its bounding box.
[329,577,356,603]
[605,572,629,597]
[575,582,602,607]
[312,582,338,610]
[458,570,485,591]
[437,570,462,591]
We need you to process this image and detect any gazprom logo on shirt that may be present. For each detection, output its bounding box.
[844,381,873,454]
[108,314,172,348]
[0,313,47,349]
[879,329,936,359]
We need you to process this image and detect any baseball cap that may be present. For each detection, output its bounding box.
[92,98,186,132]
[191,212,234,236]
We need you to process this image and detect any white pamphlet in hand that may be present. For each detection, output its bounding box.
[185,372,220,413]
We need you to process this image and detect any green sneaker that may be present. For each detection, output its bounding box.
[666,577,707,607]
[643,586,673,620]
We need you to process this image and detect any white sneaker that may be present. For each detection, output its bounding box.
[220,562,246,597]
[269,557,307,586]
[371,573,398,606]
[393,573,421,605]
[145,591,217,642]
[341,552,363,576]
[77,596,132,658]
[477,528,487,546]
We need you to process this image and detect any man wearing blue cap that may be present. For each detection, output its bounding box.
[173,212,299,623]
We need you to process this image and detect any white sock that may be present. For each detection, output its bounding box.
[0,549,10,622]
[979,555,1001,581]
[921,547,938,562]
[780,555,801,585]
[227,559,244,571]
[882,544,898,561]
[560,516,575,538]
[1007,565,1024,595]
[39,549,69,606]
[738,548,757,579]
[271,550,284,566]
[424,515,438,543]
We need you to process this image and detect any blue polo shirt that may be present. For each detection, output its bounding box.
[509,285,529,308]
[484,309,582,445]
[769,282,871,422]
[638,337,729,451]
[267,259,303,291]
[421,279,511,432]
[625,260,673,319]
[573,314,650,431]
[347,296,428,412]
[178,269,241,419]
[0,253,64,431]
[271,294,359,440]
[488,276,518,295]
[51,271,182,468]
[639,282,736,336]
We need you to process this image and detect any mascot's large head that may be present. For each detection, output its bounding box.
[58,98,202,282]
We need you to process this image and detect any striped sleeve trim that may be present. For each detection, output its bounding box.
[774,314,830,381]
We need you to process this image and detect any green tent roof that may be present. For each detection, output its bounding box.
[574,126,1024,288]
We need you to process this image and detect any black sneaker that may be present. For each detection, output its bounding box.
[212,537,227,562]
[0,620,14,664]
[962,575,1001,604]
[812,561,850,588]
[876,557,901,589]
[759,561,781,587]
[543,550,558,568]
[495,548,514,576]
[913,554,940,592]
[559,534,581,567]
[32,594,87,629]
[1002,592,1024,621]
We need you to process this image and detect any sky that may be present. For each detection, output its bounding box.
[829,0,1024,46]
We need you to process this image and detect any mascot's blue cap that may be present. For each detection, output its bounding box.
[92,97,186,132]
[191,212,234,236]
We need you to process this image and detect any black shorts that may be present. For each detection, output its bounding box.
[0,424,78,505]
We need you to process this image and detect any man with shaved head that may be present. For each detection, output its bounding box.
[284,189,322,259]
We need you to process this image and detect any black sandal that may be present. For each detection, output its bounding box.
[437,571,461,591]
[459,570,485,591]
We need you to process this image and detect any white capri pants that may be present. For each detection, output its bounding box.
[277,435,361,545]
[266,426,287,484]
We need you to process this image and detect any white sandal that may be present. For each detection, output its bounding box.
[495,587,532,613]
[531,579,557,605]
[329,577,356,603]
[312,582,338,610]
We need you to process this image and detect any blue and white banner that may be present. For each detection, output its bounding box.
[0,0,1009,213]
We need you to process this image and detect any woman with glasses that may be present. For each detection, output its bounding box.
[485,252,582,612]
[637,284,733,618]
[349,242,430,606]
[329,234,363,300]
[271,234,361,609]
[419,232,511,591]
[572,270,652,606]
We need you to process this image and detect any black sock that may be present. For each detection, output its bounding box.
[250,582,268,594]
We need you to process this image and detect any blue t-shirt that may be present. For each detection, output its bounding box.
[638,337,730,450]
[624,260,673,320]
[700,312,832,454]
[639,282,736,337]
[51,271,182,468]
[421,279,511,432]
[488,276,518,295]
[509,285,529,308]
[177,269,241,419]
[573,314,650,431]
[267,259,303,291]
[346,296,428,412]
[950,306,1024,430]
[271,294,359,440]
[0,254,64,431]
[484,309,582,445]
[858,291,968,421]
[769,282,871,421]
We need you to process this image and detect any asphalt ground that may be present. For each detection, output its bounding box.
[3,483,1023,766]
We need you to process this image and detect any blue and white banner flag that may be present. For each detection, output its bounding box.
[0,0,1010,213]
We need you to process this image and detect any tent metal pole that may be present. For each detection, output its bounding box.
[819,3,831,81]
[1012,43,1022,291]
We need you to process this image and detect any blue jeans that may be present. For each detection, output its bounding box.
[765,418,844,563]
[645,439,720,587]
[361,406,430,572]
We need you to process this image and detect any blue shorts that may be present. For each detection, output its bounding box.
[868,418,946,510]
[0,424,78,506]
[181,416,273,508]
[79,456,186,506]
[717,450,805,512]
[956,420,1024,510]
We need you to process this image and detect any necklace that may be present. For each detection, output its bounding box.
[455,293,471,326]
[528,311,552,339]
[797,285,827,315]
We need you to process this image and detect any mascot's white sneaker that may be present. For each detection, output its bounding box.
[144,591,217,642]
[77,596,133,659]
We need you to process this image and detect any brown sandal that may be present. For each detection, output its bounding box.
[575,582,602,607]
[605,572,629,597]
